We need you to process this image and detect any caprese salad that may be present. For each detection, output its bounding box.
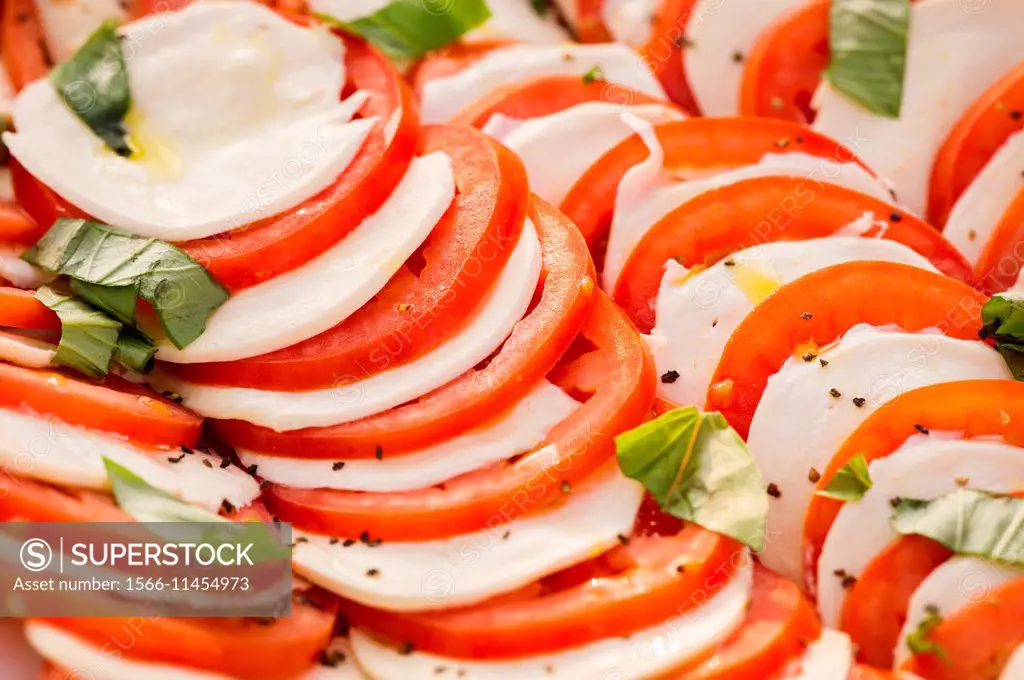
[1,0,1024,679]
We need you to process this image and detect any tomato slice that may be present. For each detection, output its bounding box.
[900,576,1024,680]
[12,32,419,293]
[260,289,653,541]
[212,196,596,460]
[343,522,738,659]
[0,287,59,331]
[706,262,990,438]
[803,380,1024,595]
[449,74,664,128]
[560,118,872,260]
[739,0,829,123]
[975,186,1024,292]
[676,566,822,680]
[0,363,202,448]
[576,0,613,42]
[929,61,1024,227]
[166,124,528,390]
[0,471,130,522]
[848,666,902,680]
[613,176,976,332]
[840,536,951,669]
[642,0,701,114]
[0,202,41,244]
[2,0,49,92]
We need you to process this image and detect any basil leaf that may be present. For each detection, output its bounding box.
[582,65,606,84]
[890,488,1024,566]
[816,453,873,501]
[906,604,948,659]
[22,218,228,349]
[823,0,910,117]
[616,407,769,551]
[322,0,491,61]
[981,293,1024,380]
[114,328,156,374]
[49,19,132,157]
[530,0,549,16]
[35,285,120,379]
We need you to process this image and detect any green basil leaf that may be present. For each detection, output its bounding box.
[616,407,768,551]
[822,0,910,117]
[22,218,228,349]
[35,285,120,379]
[49,19,132,156]
[816,453,873,502]
[114,327,156,374]
[890,488,1024,566]
[530,0,549,16]
[582,65,606,84]
[321,0,491,61]
[906,604,948,660]
[982,293,1024,380]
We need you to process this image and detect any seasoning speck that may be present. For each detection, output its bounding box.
[808,467,821,483]
[767,483,782,498]
[661,369,680,384]
[829,388,842,399]
[375,445,384,460]
[366,568,380,578]
[332,461,345,471]
[852,397,866,408]
[914,424,930,435]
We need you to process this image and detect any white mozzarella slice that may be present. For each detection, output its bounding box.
[683,0,804,116]
[293,466,645,612]
[0,331,56,368]
[0,406,258,512]
[238,380,577,492]
[813,0,1024,216]
[894,557,1020,666]
[652,237,937,408]
[749,326,1012,584]
[490,103,683,206]
[602,0,659,48]
[25,624,364,680]
[33,0,125,63]
[349,561,754,679]
[782,629,854,680]
[154,153,454,363]
[157,221,542,430]
[944,130,1024,268]
[1001,644,1024,680]
[419,43,666,124]
[0,244,53,290]
[7,3,375,241]
[602,115,891,292]
[817,436,1024,628]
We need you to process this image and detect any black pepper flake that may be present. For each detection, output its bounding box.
[829,388,842,398]
[672,35,693,49]
[560,481,573,494]
[675,564,686,574]
[167,453,186,463]
[767,483,782,498]
[802,353,817,362]
[329,537,340,545]
[375,445,384,460]
[320,650,346,667]
[852,397,866,408]
[294,537,309,544]
[731,50,744,63]
[219,457,232,469]
[246,463,258,476]
[889,212,903,222]
[889,496,902,508]
[955,476,969,487]
[332,461,345,471]
[501,530,511,541]
[914,424,930,434]
[774,138,791,149]
[819,359,829,368]
[202,459,213,469]
[808,467,821,483]
[221,499,235,514]
[434,667,448,675]
[1011,110,1023,121]
[660,369,680,384]
[181,445,194,454]
[723,258,736,267]
[801,312,813,320]
[617,533,630,545]
[259,479,272,491]
[794,135,804,144]
[399,641,415,655]
[841,574,857,589]
[161,390,184,404]
[366,568,380,578]
[343,538,357,547]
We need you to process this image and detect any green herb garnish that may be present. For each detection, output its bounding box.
[816,454,873,502]
[981,293,1024,380]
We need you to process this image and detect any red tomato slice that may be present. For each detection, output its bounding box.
[0,287,59,331]
[343,523,739,659]
[450,74,664,128]
[13,32,420,293]
[576,0,614,42]
[929,61,1024,227]
[166,124,529,390]
[900,576,1024,680]
[260,290,654,541]
[560,118,873,261]
[706,262,990,438]
[676,566,822,680]
[613,176,976,332]
[975,185,1024,292]
[840,536,952,669]
[2,0,49,92]
[848,666,902,680]
[0,202,42,244]
[0,471,130,522]
[642,0,701,114]
[0,363,202,448]
[212,196,596,460]
[803,380,1024,595]
[739,0,829,123]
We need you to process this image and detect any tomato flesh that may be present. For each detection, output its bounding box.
[642,0,702,114]
[0,287,59,331]
[3,0,49,92]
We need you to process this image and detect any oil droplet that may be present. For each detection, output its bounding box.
[124,108,182,180]
[728,261,781,304]
[708,379,735,406]
[671,264,705,286]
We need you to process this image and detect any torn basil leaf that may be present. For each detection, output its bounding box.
[49,19,132,157]
[320,0,491,61]
[616,407,768,551]
[906,604,948,659]
[582,65,606,84]
[981,293,1024,380]
[35,285,120,379]
[891,488,1024,567]
[822,0,910,118]
[22,218,228,349]
[816,453,873,502]
[114,327,156,374]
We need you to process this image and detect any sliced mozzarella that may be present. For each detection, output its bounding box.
[0,406,258,512]
[292,466,644,612]
[683,0,804,116]
[782,629,854,680]
[156,221,542,430]
[944,130,1024,268]
[25,624,363,680]
[154,153,454,363]
[419,43,666,124]
[749,326,1012,583]
[818,436,1024,628]
[602,0,659,48]
[7,3,375,241]
[0,244,53,290]
[1001,643,1024,680]
[652,237,937,408]
[238,380,577,492]
[813,0,1024,216]
[602,115,892,292]
[33,0,125,63]
[349,561,754,678]
[488,103,683,206]
[894,557,1020,666]
[0,332,56,368]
